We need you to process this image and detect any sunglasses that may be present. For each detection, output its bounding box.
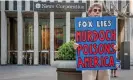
[93,9,101,12]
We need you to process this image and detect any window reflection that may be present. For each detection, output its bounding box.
[38,13,50,65]
[23,18,34,50]
[39,19,50,50]
[54,13,66,51]
[54,26,64,50]
[7,18,17,64]
[8,18,17,50]
[70,19,75,40]
[70,13,82,41]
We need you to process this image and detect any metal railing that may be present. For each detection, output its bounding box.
[23,50,34,65]
[8,50,17,64]
[39,50,50,65]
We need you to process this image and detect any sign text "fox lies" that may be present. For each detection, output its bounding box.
[75,16,117,70]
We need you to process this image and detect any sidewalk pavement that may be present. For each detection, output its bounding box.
[0,65,132,80]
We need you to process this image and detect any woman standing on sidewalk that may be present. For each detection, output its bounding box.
[73,2,118,80]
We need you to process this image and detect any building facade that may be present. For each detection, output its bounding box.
[0,0,133,65]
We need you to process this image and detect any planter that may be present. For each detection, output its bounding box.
[51,41,81,80]
[51,60,82,80]
[57,68,82,80]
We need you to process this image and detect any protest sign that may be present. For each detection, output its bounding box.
[75,16,117,70]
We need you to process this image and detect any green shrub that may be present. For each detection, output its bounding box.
[56,40,76,60]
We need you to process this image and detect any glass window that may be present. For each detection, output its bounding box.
[38,13,50,65]
[70,12,82,41]
[7,18,17,64]
[22,1,25,11]
[118,1,121,11]
[23,18,34,50]
[30,1,33,10]
[8,18,18,50]
[70,19,75,40]
[13,1,17,10]
[39,19,50,50]
[5,1,9,10]
[54,13,66,51]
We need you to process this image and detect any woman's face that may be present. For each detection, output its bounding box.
[89,6,102,17]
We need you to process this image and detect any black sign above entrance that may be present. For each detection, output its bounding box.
[34,2,86,12]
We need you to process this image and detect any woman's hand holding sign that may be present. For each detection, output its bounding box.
[113,45,118,51]
[73,43,79,50]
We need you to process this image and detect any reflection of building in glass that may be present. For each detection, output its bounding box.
[70,19,75,40]
[54,17,66,51]
[41,25,50,50]
[22,18,34,65]
[23,19,34,50]
[54,28,64,50]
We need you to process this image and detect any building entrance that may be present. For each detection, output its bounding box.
[38,16,50,65]
[7,18,17,64]
[23,18,34,65]
[38,24,50,65]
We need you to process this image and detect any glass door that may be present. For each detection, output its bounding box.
[7,18,17,64]
[54,13,66,60]
[23,18,34,65]
[39,18,50,65]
